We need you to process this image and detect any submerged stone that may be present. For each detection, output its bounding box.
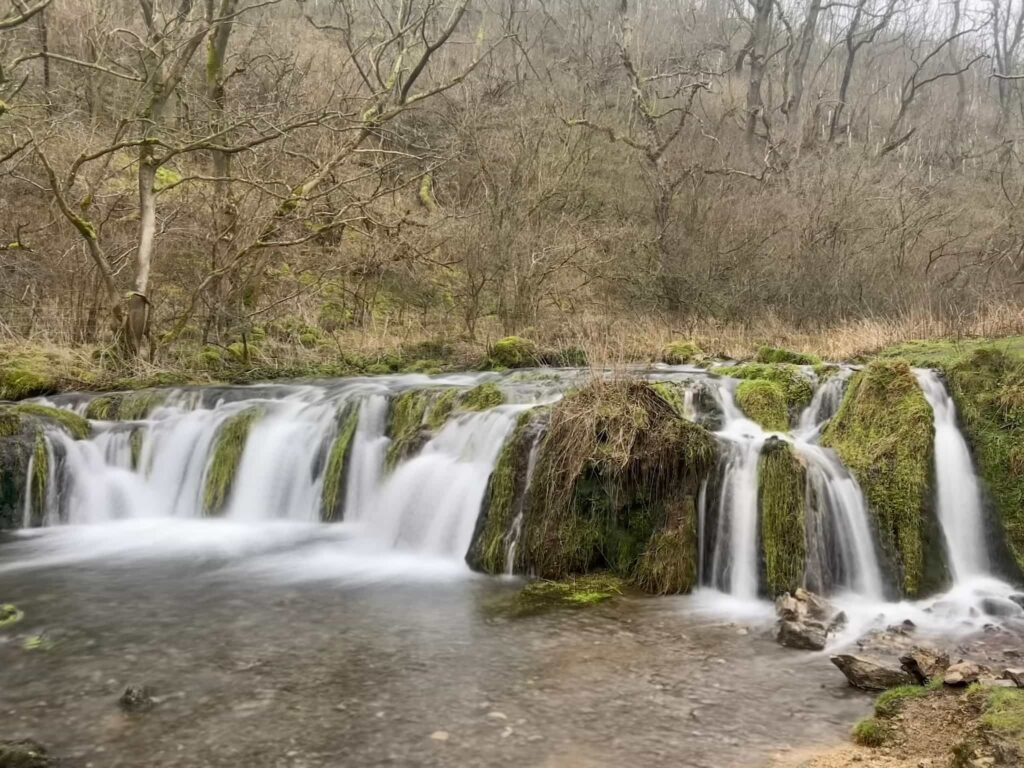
[0,739,51,768]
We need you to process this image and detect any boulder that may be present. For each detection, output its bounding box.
[980,597,1024,618]
[1000,668,1024,688]
[944,661,987,687]
[899,647,951,685]
[830,654,914,691]
[777,619,827,651]
[119,685,155,712]
[794,588,835,621]
[1009,594,1024,610]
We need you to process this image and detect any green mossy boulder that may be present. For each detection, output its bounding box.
[661,341,703,365]
[821,360,936,596]
[203,408,261,515]
[517,378,716,592]
[711,362,814,416]
[754,346,822,366]
[385,390,431,467]
[488,336,537,369]
[735,379,789,431]
[321,404,360,522]
[758,438,807,596]
[461,382,504,411]
[0,404,89,440]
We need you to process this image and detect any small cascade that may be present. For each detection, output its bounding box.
[708,383,766,599]
[797,370,850,436]
[914,369,990,582]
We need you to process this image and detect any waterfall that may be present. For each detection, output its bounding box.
[503,433,542,574]
[914,369,990,582]
[797,370,850,436]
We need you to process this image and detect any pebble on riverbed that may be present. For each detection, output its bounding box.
[119,685,156,713]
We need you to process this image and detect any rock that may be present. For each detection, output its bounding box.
[794,588,835,620]
[899,647,950,685]
[828,611,848,633]
[429,731,449,742]
[119,685,155,712]
[777,619,827,651]
[944,661,987,687]
[980,597,1023,618]
[1000,668,1024,688]
[830,654,914,691]
[775,593,803,622]
[0,740,51,767]
[1009,594,1024,609]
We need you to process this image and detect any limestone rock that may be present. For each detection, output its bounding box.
[899,647,950,685]
[830,654,914,691]
[1000,668,1024,688]
[944,661,987,687]
[777,619,827,651]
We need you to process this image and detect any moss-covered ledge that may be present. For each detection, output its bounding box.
[820,359,937,597]
[758,438,807,596]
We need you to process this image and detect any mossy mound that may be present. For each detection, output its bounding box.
[0,404,90,440]
[661,341,703,365]
[735,379,789,431]
[84,390,165,421]
[202,408,261,515]
[649,380,689,418]
[499,573,625,617]
[517,378,716,592]
[320,404,360,522]
[754,346,821,366]
[461,382,504,411]
[488,336,538,368]
[467,409,545,574]
[758,438,807,596]
[385,390,431,467]
[821,360,936,596]
[633,502,698,594]
[711,362,813,416]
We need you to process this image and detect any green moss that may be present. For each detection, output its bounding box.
[874,679,941,718]
[518,379,716,588]
[821,360,935,596]
[758,438,807,596]
[119,391,165,420]
[321,405,359,522]
[203,408,261,515]
[425,388,459,430]
[736,379,789,431]
[852,716,889,747]
[10,404,89,440]
[85,395,118,420]
[468,411,538,574]
[0,408,21,437]
[754,346,822,366]
[129,428,145,471]
[661,341,703,365]
[29,432,48,525]
[0,355,55,400]
[461,382,504,411]
[506,573,624,616]
[385,390,429,467]
[813,363,841,381]
[711,363,814,412]
[0,603,24,628]
[489,336,537,368]
[649,381,688,417]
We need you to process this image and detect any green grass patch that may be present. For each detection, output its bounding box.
[661,341,703,365]
[321,404,360,521]
[874,679,941,718]
[852,716,889,747]
[754,346,822,366]
[711,362,814,413]
[981,687,1024,750]
[203,408,261,515]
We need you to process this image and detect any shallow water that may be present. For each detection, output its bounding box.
[0,524,871,768]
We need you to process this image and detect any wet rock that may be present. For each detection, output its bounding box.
[0,739,51,767]
[1009,594,1024,610]
[1000,668,1024,688]
[980,597,1023,618]
[944,661,987,687]
[886,619,917,635]
[777,619,827,651]
[899,647,950,685]
[830,654,914,691]
[119,685,155,712]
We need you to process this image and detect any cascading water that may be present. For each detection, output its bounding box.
[914,369,990,582]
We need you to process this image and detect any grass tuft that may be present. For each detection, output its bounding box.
[202,408,261,515]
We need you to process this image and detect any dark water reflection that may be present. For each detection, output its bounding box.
[0,531,870,768]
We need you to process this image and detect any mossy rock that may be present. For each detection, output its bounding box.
[661,341,703,365]
[821,360,936,597]
[488,336,537,369]
[735,379,789,431]
[754,346,822,366]
[0,404,89,440]
[202,408,261,515]
[711,362,813,414]
[632,497,698,594]
[461,382,504,411]
[385,390,430,467]
[758,438,807,596]
[321,404,360,522]
[467,409,546,574]
[425,388,460,430]
[84,390,165,422]
[649,380,689,418]
[0,353,58,400]
[0,435,32,529]
[517,379,716,589]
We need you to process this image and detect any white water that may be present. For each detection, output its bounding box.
[914,369,990,582]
